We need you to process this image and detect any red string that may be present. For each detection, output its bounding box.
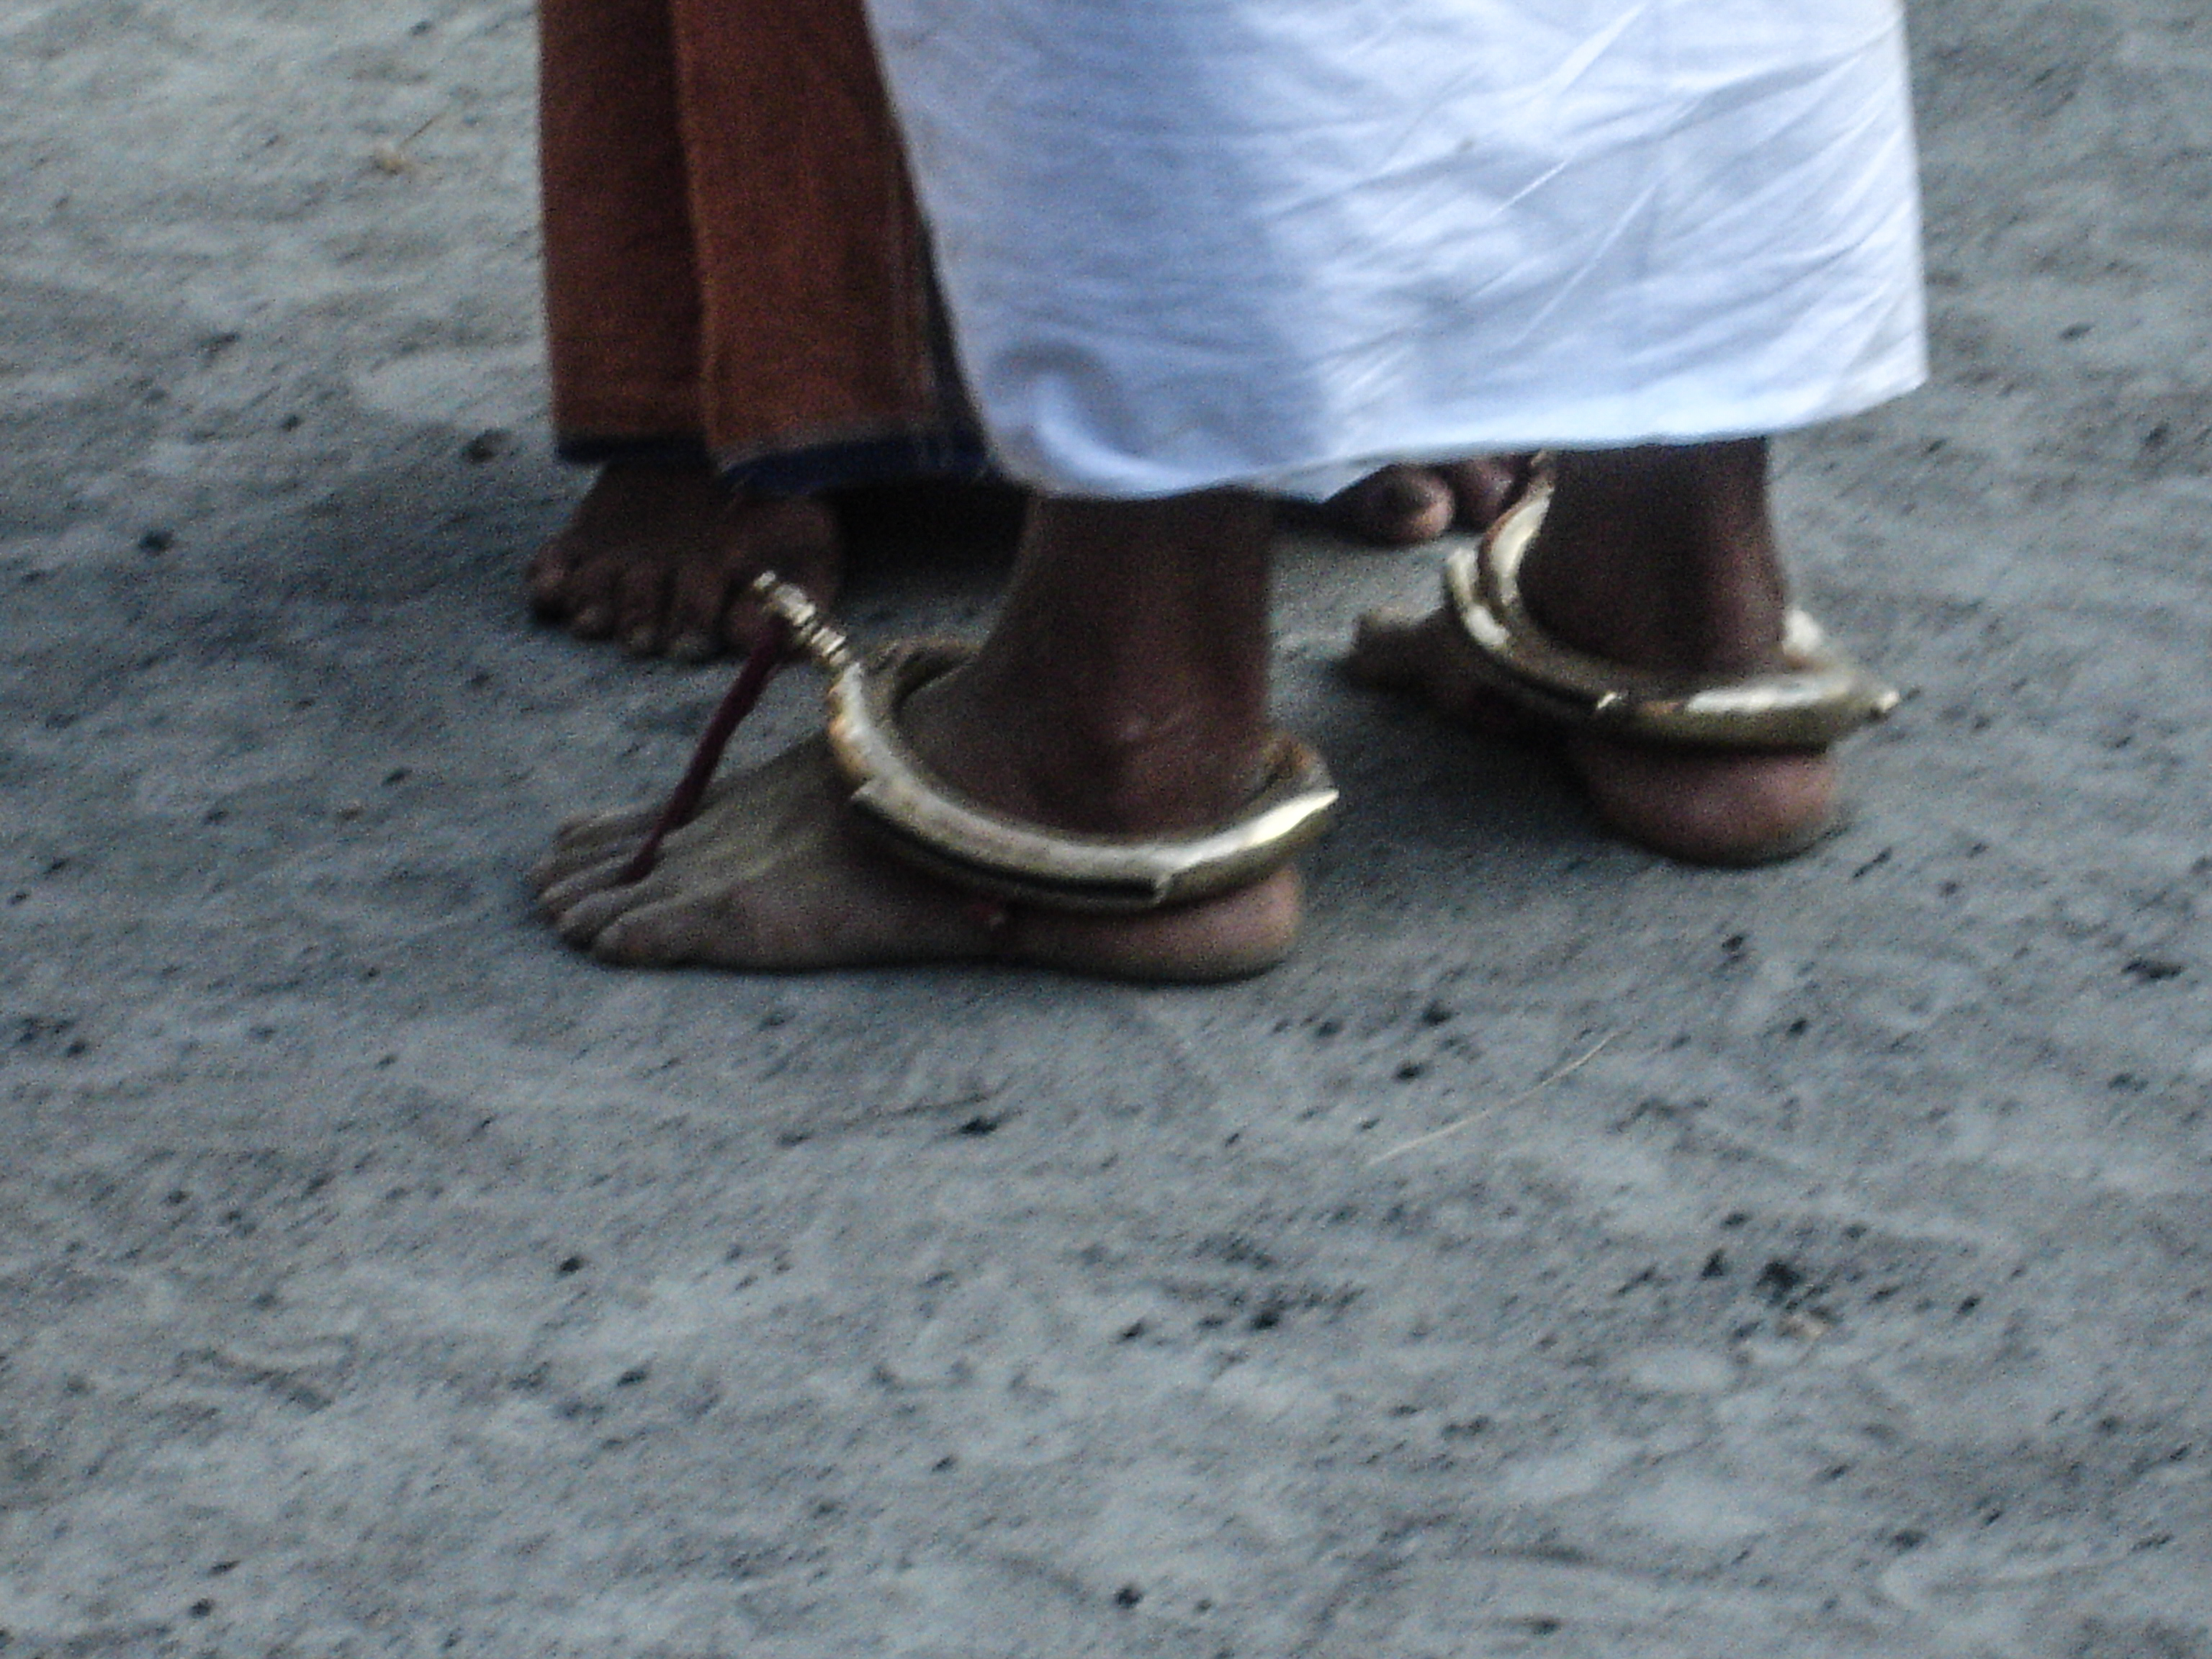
[615,613,793,886]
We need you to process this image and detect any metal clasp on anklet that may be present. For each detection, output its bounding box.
[749,572,853,674]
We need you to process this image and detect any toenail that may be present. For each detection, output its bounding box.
[622,628,660,655]
[667,633,714,663]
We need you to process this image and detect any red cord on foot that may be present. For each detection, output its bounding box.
[615,614,793,886]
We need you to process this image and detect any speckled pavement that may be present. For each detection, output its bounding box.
[3,1,2209,1654]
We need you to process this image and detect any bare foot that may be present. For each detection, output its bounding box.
[530,452,1498,666]
[528,460,840,660]
[533,739,1300,980]
[534,491,1305,980]
[1347,441,1840,866]
[1321,457,1532,547]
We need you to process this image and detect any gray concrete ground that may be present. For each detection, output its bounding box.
[4,1,2211,1653]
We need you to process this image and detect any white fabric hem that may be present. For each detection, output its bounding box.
[1223,359,1925,505]
[867,0,1928,505]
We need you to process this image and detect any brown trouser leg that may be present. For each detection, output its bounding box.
[538,0,943,463]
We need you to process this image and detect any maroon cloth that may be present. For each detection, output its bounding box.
[538,0,956,474]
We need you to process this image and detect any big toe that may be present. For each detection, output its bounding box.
[611,559,677,655]
[1327,466,1457,546]
[712,502,843,655]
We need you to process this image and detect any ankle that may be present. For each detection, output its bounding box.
[890,488,1275,837]
[578,456,727,520]
[902,667,1267,836]
[1520,441,1789,678]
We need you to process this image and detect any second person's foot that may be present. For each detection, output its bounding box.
[528,459,842,660]
[1321,457,1533,546]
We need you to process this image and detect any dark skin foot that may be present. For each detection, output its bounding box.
[1321,457,1533,546]
[526,452,1512,665]
[534,491,1302,980]
[529,449,1513,667]
[534,441,1835,982]
[1346,439,1840,865]
[527,459,841,661]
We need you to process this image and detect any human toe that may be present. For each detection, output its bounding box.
[539,804,657,865]
[545,867,677,946]
[613,559,675,655]
[534,837,634,897]
[588,891,790,968]
[1434,456,1534,530]
[1328,466,1456,546]
[664,545,737,662]
[526,536,577,620]
[562,555,622,639]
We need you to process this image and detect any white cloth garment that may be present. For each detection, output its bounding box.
[862,0,1926,499]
